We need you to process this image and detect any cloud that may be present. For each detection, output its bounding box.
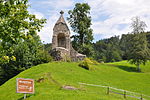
[85,0,150,39]
[28,9,44,19]
[38,13,59,43]
[29,0,74,43]
[28,8,52,43]
[41,0,74,9]
[29,0,150,43]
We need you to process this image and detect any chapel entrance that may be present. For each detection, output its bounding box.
[57,33,66,48]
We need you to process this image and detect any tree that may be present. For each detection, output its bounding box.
[0,0,46,51]
[94,36,122,62]
[67,3,93,55]
[120,33,133,60]
[0,0,49,85]
[145,32,150,48]
[131,16,147,34]
[128,17,150,72]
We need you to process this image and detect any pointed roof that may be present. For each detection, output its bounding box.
[56,10,66,24]
[53,10,70,32]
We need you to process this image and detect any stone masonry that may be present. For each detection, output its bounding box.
[52,11,86,61]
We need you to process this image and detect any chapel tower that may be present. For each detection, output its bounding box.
[52,10,70,51]
[52,11,86,61]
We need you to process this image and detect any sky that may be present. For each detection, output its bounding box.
[28,0,150,43]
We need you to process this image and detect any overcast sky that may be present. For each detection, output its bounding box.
[28,0,150,43]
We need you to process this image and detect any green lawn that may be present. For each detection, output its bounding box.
[0,61,150,100]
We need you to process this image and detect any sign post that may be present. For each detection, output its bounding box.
[24,93,26,99]
[16,78,34,99]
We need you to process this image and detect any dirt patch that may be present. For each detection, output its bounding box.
[36,78,44,83]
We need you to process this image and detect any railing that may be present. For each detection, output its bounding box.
[79,82,150,100]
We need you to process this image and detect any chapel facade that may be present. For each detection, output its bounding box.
[52,11,86,61]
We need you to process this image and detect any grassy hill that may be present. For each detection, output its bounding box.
[0,61,150,100]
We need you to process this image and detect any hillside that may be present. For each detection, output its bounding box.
[0,61,150,100]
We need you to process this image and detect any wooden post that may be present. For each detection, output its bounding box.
[107,87,109,95]
[124,91,126,98]
[141,94,143,100]
[24,93,26,99]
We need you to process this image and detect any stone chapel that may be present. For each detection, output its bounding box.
[52,11,86,61]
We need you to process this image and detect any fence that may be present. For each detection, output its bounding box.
[79,82,150,100]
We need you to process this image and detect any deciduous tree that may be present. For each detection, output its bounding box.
[0,0,49,85]
[128,17,150,72]
[67,3,93,56]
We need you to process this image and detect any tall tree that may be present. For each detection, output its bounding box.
[128,17,150,72]
[0,0,49,85]
[67,3,93,56]
[0,0,46,51]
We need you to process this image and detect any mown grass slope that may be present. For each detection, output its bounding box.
[0,61,150,100]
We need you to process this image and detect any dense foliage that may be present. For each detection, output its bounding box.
[127,33,150,72]
[67,3,93,56]
[127,17,150,72]
[0,0,52,85]
[93,17,150,72]
[93,36,122,63]
[93,32,150,63]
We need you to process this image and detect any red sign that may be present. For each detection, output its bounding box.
[16,78,34,94]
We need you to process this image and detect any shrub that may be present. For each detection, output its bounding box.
[33,50,53,65]
[88,58,99,65]
[78,58,99,70]
[78,60,90,70]
[90,59,99,65]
